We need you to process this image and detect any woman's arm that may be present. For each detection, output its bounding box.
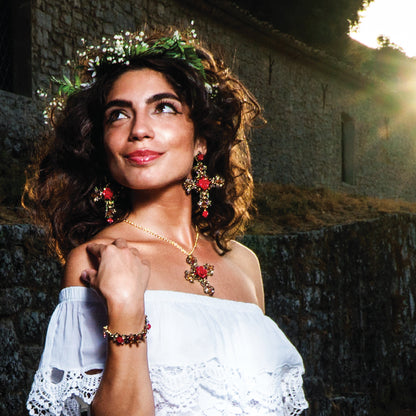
[63,239,155,415]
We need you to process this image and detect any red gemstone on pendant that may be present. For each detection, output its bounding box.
[116,335,124,344]
[102,188,114,200]
[202,210,209,218]
[196,266,208,279]
[107,218,114,224]
[197,153,204,161]
[197,177,210,190]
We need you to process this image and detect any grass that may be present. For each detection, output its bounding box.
[247,183,416,235]
[2,184,416,234]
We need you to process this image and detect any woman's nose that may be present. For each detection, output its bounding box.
[129,113,154,141]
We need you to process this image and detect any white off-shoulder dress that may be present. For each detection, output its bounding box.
[27,287,308,415]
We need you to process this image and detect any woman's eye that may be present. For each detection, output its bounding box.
[106,110,128,123]
[155,102,179,114]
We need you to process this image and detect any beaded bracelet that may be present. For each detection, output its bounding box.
[103,316,151,346]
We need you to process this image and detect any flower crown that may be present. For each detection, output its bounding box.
[38,26,215,124]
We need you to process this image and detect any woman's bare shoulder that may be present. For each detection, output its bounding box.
[227,240,260,268]
[227,240,265,311]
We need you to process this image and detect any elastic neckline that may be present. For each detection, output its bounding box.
[144,289,262,312]
[59,286,262,312]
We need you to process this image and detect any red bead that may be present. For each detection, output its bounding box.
[197,177,210,190]
[197,153,204,161]
[107,217,114,224]
[102,188,114,200]
[202,210,209,218]
[116,335,124,344]
[196,266,208,279]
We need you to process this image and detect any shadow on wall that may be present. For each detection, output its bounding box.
[0,215,415,416]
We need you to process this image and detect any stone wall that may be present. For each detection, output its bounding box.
[2,0,416,208]
[244,214,416,415]
[1,215,416,415]
[0,225,61,415]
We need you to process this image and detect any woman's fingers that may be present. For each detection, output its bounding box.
[81,268,97,286]
[129,247,140,257]
[87,239,132,257]
[113,238,128,249]
[81,238,150,313]
[84,239,147,289]
[86,242,105,259]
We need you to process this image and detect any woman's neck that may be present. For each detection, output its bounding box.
[127,185,196,246]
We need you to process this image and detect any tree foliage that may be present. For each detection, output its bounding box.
[234,0,373,53]
[370,36,412,81]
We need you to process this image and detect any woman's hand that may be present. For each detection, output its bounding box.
[81,238,150,329]
[79,239,154,416]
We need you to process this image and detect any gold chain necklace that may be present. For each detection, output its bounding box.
[123,219,215,296]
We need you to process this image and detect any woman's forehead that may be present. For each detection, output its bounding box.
[107,69,177,101]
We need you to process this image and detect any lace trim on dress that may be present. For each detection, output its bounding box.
[27,367,101,416]
[151,359,307,415]
[27,360,307,416]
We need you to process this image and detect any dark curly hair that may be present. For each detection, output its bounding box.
[24,29,262,259]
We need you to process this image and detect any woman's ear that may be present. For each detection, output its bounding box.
[194,137,207,156]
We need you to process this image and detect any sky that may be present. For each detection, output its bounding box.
[349,0,416,57]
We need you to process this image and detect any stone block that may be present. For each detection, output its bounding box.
[0,287,32,317]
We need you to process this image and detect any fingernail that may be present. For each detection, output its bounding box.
[81,271,89,282]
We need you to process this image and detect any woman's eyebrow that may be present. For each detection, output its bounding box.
[146,93,181,104]
[103,99,132,112]
[104,93,181,111]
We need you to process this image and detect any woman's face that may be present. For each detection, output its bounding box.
[103,68,206,190]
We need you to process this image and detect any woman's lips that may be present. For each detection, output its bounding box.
[125,150,162,165]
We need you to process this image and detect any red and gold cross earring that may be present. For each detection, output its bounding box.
[183,152,225,218]
[91,185,116,223]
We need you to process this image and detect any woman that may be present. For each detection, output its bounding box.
[26,28,308,415]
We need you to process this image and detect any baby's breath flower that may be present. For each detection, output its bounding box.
[39,26,215,125]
